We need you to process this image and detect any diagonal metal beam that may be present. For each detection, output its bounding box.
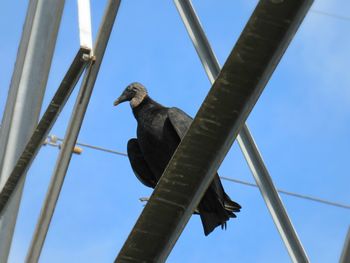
[340,227,350,263]
[0,47,90,216]
[25,1,121,262]
[116,1,312,262]
[173,0,309,262]
[0,0,94,215]
[0,0,94,218]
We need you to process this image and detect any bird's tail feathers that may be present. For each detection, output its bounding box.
[200,212,228,236]
[224,193,241,215]
[198,190,241,235]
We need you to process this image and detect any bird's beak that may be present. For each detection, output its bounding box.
[113,94,129,106]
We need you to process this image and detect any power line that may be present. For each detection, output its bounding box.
[250,2,350,22]
[310,9,350,22]
[220,176,350,210]
[47,135,350,211]
[67,139,127,156]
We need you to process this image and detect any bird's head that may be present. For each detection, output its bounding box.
[113,82,148,108]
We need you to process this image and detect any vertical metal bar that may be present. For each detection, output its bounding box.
[340,227,350,263]
[116,1,312,262]
[173,1,309,262]
[77,0,93,51]
[25,1,121,262]
[0,0,65,261]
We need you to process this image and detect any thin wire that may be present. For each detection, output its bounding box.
[55,137,127,156]
[48,135,350,211]
[310,9,350,22]
[220,176,350,210]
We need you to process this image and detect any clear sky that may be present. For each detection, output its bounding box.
[1,1,350,262]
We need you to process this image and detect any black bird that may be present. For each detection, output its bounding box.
[114,82,241,236]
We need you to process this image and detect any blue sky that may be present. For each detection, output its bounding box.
[1,0,350,262]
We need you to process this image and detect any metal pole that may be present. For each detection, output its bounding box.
[25,1,121,262]
[0,0,94,216]
[116,1,312,262]
[0,48,90,215]
[77,0,93,51]
[0,0,65,261]
[238,127,309,262]
[173,1,309,262]
[340,227,350,263]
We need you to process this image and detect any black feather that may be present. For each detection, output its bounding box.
[120,88,241,236]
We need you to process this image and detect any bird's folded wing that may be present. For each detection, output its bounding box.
[127,138,157,188]
[167,107,193,139]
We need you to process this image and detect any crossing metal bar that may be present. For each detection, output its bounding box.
[238,125,309,262]
[0,48,90,215]
[174,0,310,262]
[0,0,94,216]
[116,1,312,262]
[340,227,350,263]
[25,1,121,262]
[0,0,65,261]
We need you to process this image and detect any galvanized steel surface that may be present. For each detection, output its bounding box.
[0,48,90,215]
[340,227,350,263]
[0,0,65,261]
[77,0,93,51]
[174,1,309,261]
[25,1,121,262]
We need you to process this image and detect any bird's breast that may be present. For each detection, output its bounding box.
[136,114,175,178]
